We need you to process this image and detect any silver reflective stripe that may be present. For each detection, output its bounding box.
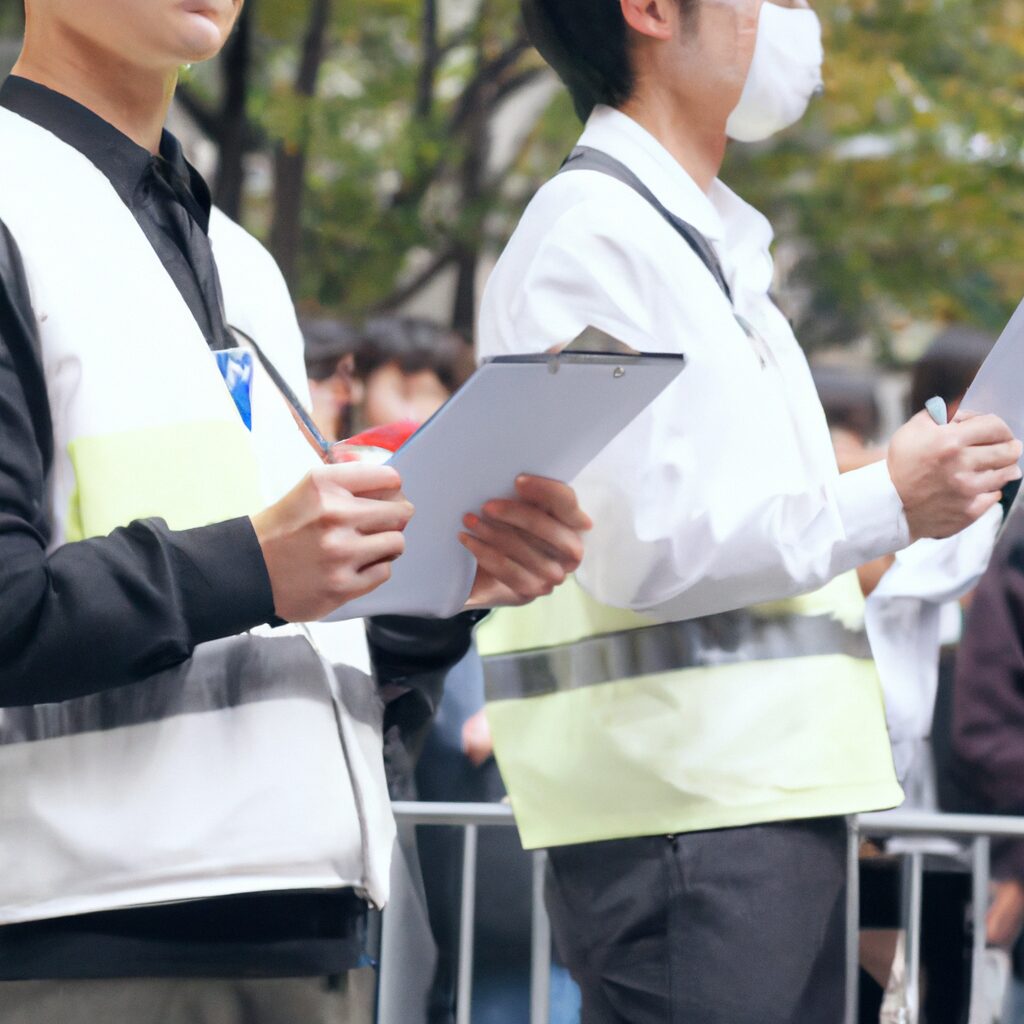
[484,610,871,701]
[0,634,335,746]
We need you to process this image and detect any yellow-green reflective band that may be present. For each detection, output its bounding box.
[66,419,264,541]
[486,653,901,850]
[484,611,872,701]
[475,576,651,658]
[757,570,867,631]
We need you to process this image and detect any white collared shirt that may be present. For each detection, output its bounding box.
[479,105,911,620]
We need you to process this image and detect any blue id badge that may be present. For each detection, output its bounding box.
[214,348,255,430]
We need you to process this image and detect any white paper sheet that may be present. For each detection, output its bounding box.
[960,295,1024,448]
[326,344,686,620]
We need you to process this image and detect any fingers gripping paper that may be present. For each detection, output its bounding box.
[325,328,686,620]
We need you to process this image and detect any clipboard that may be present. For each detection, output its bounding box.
[325,327,686,620]
[958,296,1024,532]
[960,296,1024,449]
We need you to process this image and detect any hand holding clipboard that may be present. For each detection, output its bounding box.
[326,327,686,620]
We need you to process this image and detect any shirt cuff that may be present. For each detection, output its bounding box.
[834,460,911,563]
[171,515,278,645]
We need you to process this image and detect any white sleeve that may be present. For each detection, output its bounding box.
[483,201,911,620]
[574,420,909,622]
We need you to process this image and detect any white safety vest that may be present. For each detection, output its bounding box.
[478,572,903,850]
[0,107,395,925]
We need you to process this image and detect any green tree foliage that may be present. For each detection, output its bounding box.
[181,0,1024,353]
[183,0,562,333]
[723,0,1024,356]
[0,2,23,36]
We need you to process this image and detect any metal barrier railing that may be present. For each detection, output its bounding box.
[382,803,1024,1024]
[383,802,552,1024]
[850,810,1024,1024]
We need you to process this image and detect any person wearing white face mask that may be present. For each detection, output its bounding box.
[725,1,825,142]
[473,1,1023,1021]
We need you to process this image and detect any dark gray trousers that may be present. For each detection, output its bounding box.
[545,817,848,1024]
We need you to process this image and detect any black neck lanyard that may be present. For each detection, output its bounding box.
[558,146,778,367]
[559,146,733,303]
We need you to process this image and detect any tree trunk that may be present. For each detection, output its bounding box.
[270,147,309,291]
[415,0,438,119]
[450,49,491,336]
[451,243,479,338]
[212,0,254,221]
[269,0,332,289]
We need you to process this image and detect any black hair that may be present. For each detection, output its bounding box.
[908,325,994,418]
[811,366,882,443]
[522,0,698,122]
[353,317,475,396]
[300,316,357,381]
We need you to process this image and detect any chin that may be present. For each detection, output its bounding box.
[172,10,232,62]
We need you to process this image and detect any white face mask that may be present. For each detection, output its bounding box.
[725,3,824,143]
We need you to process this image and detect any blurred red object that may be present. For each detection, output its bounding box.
[326,419,420,465]
[343,420,420,452]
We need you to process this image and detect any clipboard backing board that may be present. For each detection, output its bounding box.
[326,329,686,620]
[957,295,1024,534]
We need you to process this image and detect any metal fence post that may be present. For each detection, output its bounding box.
[456,824,479,1024]
[971,836,991,964]
[844,817,861,1024]
[377,828,437,1024]
[966,836,991,1024]
[904,851,925,1024]
[530,850,552,1024]
[377,892,399,1024]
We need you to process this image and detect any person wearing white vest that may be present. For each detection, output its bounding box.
[0,1,593,1021]
[476,1,1023,1021]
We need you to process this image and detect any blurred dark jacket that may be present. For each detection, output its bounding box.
[952,512,1024,880]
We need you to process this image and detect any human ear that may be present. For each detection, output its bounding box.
[620,0,674,41]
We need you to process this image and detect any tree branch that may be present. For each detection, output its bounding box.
[438,26,473,59]
[296,0,333,97]
[489,66,547,111]
[269,0,334,287]
[373,246,457,311]
[448,36,532,133]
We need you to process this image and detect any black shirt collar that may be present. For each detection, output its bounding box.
[0,75,212,232]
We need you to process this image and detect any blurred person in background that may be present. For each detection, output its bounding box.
[855,325,997,805]
[812,365,893,598]
[301,315,361,442]
[475,0,1021,1019]
[813,337,998,1024]
[953,510,1024,1024]
[902,327,999,810]
[351,316,475,435]
[908,327,999,429]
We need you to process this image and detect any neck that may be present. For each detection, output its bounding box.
[618,88,726,194]
[13,24,176,154]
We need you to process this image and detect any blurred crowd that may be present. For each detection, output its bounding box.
[813,328,1023,1023]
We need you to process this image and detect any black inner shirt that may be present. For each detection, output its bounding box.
[0,75,233,351]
